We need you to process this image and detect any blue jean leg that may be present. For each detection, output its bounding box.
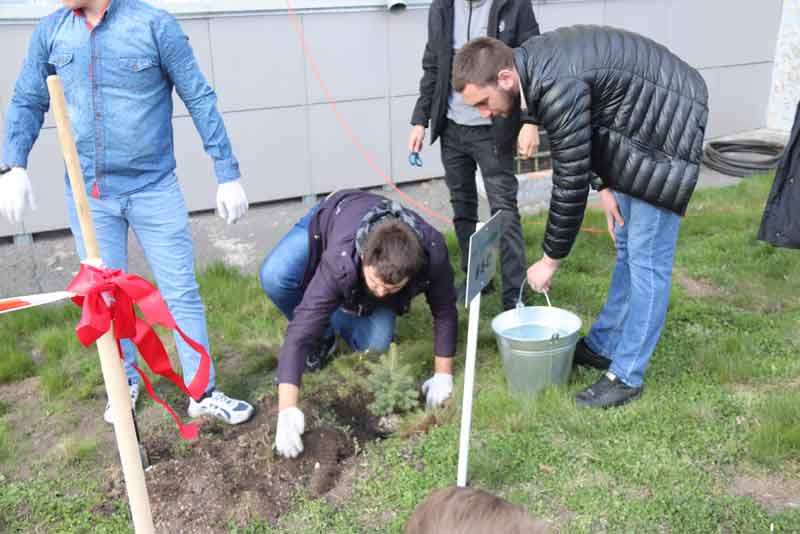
[260,204,397,352]
[585,192,632,357]
[66,191,140,385]
[259,204,318,321]
[603,194,681,387]
[331,306,396,353]
[125,173,215,391]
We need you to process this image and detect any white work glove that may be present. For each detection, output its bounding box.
[215,179,248,224]
[0,167,36,224]
[421,373,454,408]
[275,406,305,459]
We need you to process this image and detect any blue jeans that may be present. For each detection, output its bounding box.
[585,192,681,388]
[66,173,215,390]
[259,205,396,353]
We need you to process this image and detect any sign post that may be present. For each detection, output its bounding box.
[456,211,502,488]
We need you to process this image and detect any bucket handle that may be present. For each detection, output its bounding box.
[516,281,552,310]
[516,283,559,342]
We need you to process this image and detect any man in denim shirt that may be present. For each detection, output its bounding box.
[0,0,253,425]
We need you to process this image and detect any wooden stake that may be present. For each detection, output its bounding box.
[47,75,155,534]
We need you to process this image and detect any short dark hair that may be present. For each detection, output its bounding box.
[405,485,547,534]
[361,219,425,285]
[452,37,515,92]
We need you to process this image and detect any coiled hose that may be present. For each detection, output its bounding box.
[701,139,785,177]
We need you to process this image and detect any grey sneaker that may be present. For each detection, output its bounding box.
[187,390,254,425]
[104,381,140,424]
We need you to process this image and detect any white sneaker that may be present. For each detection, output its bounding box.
[104,381,140,424]
[187,390,254,425]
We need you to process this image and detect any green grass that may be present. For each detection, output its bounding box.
[0,346,35,385]
[0,421,12,466]
[750,390,800,467]
[0,475,130,533]
[1,174,800,532]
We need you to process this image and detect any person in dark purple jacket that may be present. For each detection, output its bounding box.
[260,190,458,458]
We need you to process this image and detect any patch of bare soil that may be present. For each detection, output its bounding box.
[728,473,800,513]
[0,377,116,479]
[673,269,720,299]
[99,392,387,533]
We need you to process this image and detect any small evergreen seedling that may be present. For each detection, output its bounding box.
[363,343,419,417]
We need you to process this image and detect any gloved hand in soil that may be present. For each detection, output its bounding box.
[0,167,36,223]
[275,406,305,458]
[216,179,248,224]
[422,373,453,408]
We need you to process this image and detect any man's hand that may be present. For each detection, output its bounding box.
[598,189,624,243]
[275,406,305,458]
[0,167,36,223]
[527,255,560,293]
[517,124,540,159]
[421,373,453,408]
[408,125,426,154]
[216,180,248,224]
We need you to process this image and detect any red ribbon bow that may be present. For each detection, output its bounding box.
[67,263,211,439]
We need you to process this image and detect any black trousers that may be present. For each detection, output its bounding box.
[440,120,526,309]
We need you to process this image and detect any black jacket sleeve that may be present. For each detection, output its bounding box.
[538,79,592,259]
[423,233,458,358]
[515,0,540,44]
[275,256,344,386]
[410,1,441,127]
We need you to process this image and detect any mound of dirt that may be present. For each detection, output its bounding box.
[100,393,387,533]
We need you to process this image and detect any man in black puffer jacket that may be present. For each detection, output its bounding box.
[409,0,540,310]
[452,27,709,408]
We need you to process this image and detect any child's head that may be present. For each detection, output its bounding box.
[405,485,549,534]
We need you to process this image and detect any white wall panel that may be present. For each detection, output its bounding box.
[210,15,307,111]
[308,98,390,192]
[302,12,388,104]
[667,0,782,69]
[603,0,669,44]
[17,128,70,234]
[702,63,773,139]
[536,0,604,33]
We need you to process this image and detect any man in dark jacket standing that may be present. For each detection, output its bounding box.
[260,190,458,458]
[452,28,709,408]
[409,0,540,310]
[759,101,800,249]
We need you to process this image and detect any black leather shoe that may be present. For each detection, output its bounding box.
[573,338,612,370]
[305,335,337,373]
[575,374,642,408]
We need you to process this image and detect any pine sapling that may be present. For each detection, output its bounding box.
[363,342,419,417]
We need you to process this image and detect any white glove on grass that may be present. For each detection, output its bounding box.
[216,180,248,224]
[0,167,36,223]
[422,373,453,408]
[275,406,305,458]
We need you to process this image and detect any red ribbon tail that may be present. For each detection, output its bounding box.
[175,327,212,401]
[133,365,199,440]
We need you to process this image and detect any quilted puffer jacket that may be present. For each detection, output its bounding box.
[514,25,709,259]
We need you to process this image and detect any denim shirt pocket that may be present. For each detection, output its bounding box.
[48,49,76,85]
[115,57,162,90]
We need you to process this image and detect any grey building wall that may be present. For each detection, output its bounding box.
[0,0,784,238]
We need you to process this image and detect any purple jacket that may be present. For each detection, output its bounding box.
[276,190,458,386]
